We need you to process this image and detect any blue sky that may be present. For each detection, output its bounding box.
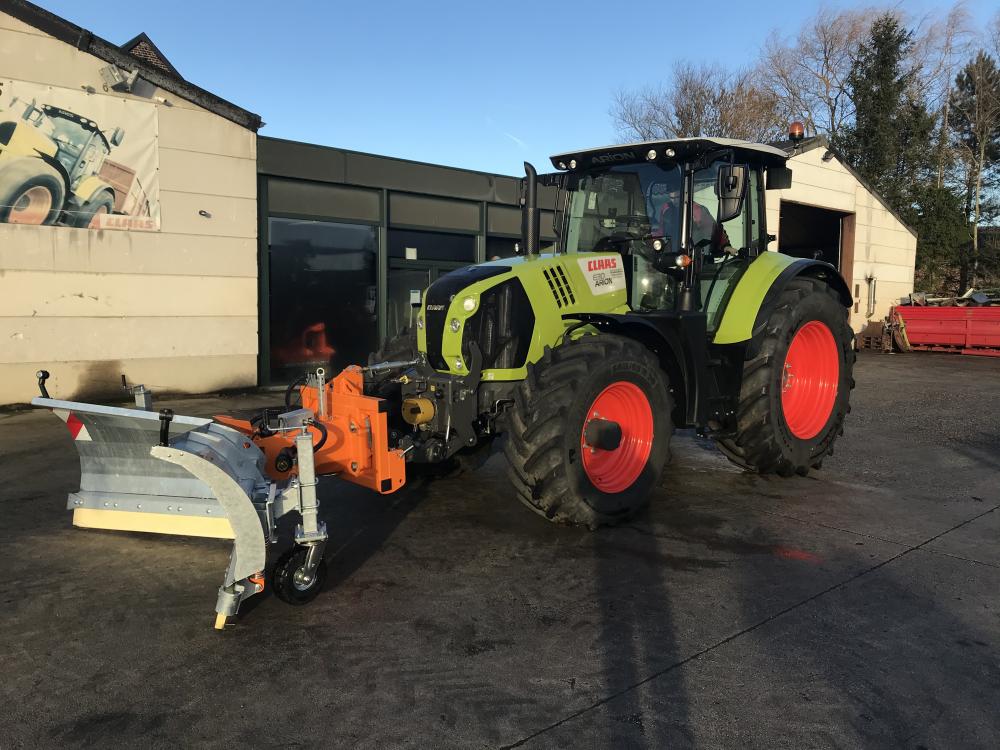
[41,0,999,176]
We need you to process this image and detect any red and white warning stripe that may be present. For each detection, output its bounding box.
[52,409,92,442]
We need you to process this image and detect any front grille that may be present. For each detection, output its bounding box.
[423,264,511,371]
[462,278,534,370]
[542,264,575,308]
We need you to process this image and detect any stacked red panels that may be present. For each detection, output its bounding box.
[894,306,1000,357]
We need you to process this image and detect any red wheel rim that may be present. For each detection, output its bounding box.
[781,320,839,440]
[580,381,654,493]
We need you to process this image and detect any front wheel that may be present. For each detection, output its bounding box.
[0,160,65,225]
[504,334,672,528]
[716,276,854,476]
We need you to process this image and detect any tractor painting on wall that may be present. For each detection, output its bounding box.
[0,79,159,231]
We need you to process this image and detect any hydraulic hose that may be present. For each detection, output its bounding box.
[309,419,328,452]
[284,374,308,409]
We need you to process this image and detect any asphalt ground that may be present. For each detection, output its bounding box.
[1,352,998,749]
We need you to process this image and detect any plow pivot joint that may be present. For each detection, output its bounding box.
[158,409,174,446]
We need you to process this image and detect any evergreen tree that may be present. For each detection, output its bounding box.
[833,14,935,212]
[907,184,971,293]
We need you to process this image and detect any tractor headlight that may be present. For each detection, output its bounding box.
[417,315,424,330]
[450,318,461,332]
[462,295,477,312]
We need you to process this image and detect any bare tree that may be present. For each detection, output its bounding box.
[758,7,873,139]
[910,2,975,186]
[611,62,784,143]
[990,10,1000,58]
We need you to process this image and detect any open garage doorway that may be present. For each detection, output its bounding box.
[778,201,854,272]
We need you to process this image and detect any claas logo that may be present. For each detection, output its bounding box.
[587,257,618,272]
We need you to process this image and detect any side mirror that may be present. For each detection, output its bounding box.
[716,164,747,223]
[110,127,125,147]
[766,166,792,190]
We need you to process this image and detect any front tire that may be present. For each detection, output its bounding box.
[504,334,672,528]
[716,276,854,476]
[0,159,65,225]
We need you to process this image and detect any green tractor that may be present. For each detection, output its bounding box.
[367,136,854,528]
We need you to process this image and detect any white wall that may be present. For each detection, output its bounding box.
[0,12,258,404]
[766,146,917,331]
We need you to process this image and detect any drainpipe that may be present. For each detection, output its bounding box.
[866,275,878,318]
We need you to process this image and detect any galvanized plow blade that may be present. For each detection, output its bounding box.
[32,397,272,627]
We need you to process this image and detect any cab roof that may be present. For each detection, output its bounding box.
[550,137,789,171]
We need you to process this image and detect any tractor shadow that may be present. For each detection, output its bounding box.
[531,428,1000,748]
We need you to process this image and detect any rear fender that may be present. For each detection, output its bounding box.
[713,253,851,347]
[74,175,112,204]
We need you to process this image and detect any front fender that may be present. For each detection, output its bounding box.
[561,311,704,427]
[713,253,850,345]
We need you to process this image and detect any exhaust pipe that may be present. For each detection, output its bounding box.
[521,161,540,257]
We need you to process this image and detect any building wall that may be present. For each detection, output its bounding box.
[766,146,917,331]
[0,12,258,405]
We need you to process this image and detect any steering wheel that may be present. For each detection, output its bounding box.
[593,232,639,254]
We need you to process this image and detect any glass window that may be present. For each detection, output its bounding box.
[747,169,762,256]
[388,229,475,263]
[486,236,519,260]
[691,160,754,331]
[267,218,378,382]
[563,163,682,255]
[386,267,432,342]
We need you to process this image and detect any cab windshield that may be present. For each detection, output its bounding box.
[562,162,682,311]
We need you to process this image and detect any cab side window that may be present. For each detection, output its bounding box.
[693,159,753,330]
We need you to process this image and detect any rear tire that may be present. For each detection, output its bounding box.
[503,334,672,528]
[70,190,114,229]
[716,276,854,476]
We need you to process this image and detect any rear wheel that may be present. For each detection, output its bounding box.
[504,334,672,528]
[71,191,115,229]
[716,276,854,476]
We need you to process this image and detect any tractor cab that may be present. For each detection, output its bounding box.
[548,138,791,331]
[37,105,122,189]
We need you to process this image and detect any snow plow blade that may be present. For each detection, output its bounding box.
[32,395,328,628]
[33,397,267,539]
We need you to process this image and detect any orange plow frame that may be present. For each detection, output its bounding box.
[214,366,407,494]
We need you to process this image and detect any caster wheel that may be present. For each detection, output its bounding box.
[273,546,327,605]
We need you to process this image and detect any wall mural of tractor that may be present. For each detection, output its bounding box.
[0,82,157,230]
